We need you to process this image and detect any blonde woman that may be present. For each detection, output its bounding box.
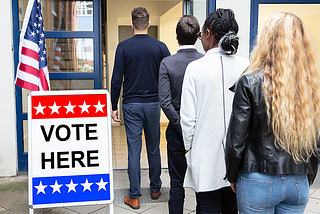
[225,12,320,214]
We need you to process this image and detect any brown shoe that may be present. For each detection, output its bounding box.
[124,196,140,209]
[151,189,161,199]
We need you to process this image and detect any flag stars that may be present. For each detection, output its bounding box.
[33,100,106,115]
[31,31,36,36]
[64,102,76,114]
[93,101,105,113]
[43,50,46,55]
[50,180,63,194]
[49,102,61,114]
[38,16,43,21]
[40,56,45,61]
[96,178,108,191]
[66,179,78,193]
[81,179,93,192]
[79,101,90,114]
[34,103,46,115]
[33,22,37,27]
[35,181,47,195]
[38,23,41,28]
[40,32,45,38]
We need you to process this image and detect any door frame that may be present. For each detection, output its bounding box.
[12,0,102,172]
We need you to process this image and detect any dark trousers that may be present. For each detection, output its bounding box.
[166,123,187,214]
[122,102,162,199]
[196,187,238,214]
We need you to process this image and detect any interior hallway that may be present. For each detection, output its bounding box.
[112,124,168,170]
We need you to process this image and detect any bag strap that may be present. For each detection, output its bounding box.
[220,56,227,151]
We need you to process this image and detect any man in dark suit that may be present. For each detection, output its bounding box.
[158,15,203,214]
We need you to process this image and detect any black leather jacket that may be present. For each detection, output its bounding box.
[225,70,319,184]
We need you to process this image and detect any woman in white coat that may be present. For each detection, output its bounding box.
[180,8,249,214]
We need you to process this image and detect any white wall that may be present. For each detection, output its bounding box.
[216,0,251,60]
[0,0,17,176]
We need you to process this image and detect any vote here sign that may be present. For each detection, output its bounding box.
[28,90,113,209]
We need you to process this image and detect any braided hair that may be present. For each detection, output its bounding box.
[203,8,239,55]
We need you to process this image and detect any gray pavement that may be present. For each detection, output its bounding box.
[1,169,320,214]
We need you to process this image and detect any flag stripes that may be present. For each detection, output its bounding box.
[15,0,50,91]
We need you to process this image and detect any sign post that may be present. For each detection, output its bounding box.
[28,90,113,213]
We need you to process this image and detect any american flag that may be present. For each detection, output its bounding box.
[15,0,50,91]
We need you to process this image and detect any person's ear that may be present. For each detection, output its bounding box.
[131,22,134,29]
[147,21,151,29]
[205,28,211,36]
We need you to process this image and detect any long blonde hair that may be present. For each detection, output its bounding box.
[248,12,320,162]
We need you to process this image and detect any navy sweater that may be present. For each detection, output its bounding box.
[111,34,170,111]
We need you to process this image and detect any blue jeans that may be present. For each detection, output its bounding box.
[237,172,309,214]
[122,102,162,199]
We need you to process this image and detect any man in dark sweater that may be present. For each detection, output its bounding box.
[111,7,170,210]
[158,15,203,214]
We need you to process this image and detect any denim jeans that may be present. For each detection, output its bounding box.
[122,102,162,199]
[237,172,309,214]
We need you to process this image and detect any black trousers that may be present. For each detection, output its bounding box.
[196,187,238,214]
[166,123,187,214]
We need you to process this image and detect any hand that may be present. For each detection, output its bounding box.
[112,110,121,122]
[231,182,237,193]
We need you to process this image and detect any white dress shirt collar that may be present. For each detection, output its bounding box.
[177,45,197,51]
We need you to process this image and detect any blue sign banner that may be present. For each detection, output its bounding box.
[32,174,110,205]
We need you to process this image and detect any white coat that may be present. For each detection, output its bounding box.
[181,48,249,192]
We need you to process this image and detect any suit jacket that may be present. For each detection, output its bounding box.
[159,47,203,134]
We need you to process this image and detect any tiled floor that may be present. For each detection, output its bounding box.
[111,123,168,170]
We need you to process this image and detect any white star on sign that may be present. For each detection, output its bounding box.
[34,103,46,115]
[64,102,76,114]
[79,101,90,113]
[66,179,78,193]
[49,102,61,114]
[93,101,105,113]
[96,178,108,191]
[81,179,93,192]
[50,180,63,194]
[35,181,47,195]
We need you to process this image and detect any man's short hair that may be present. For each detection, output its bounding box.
[131,7,149,31]
[176,15,200,45]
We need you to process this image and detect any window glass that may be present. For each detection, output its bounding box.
[23,120,28,153]
[188,0,206,54]
[258,4,320,56]
[50,79,94,90]
[22,88,31,113]
[18,0,93,31]
[46,38,94,73]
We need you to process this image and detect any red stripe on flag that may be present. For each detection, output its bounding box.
[39,68,50,91]
[19,63,39,77]
[16,78,39,91]
[21,47,39,61]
